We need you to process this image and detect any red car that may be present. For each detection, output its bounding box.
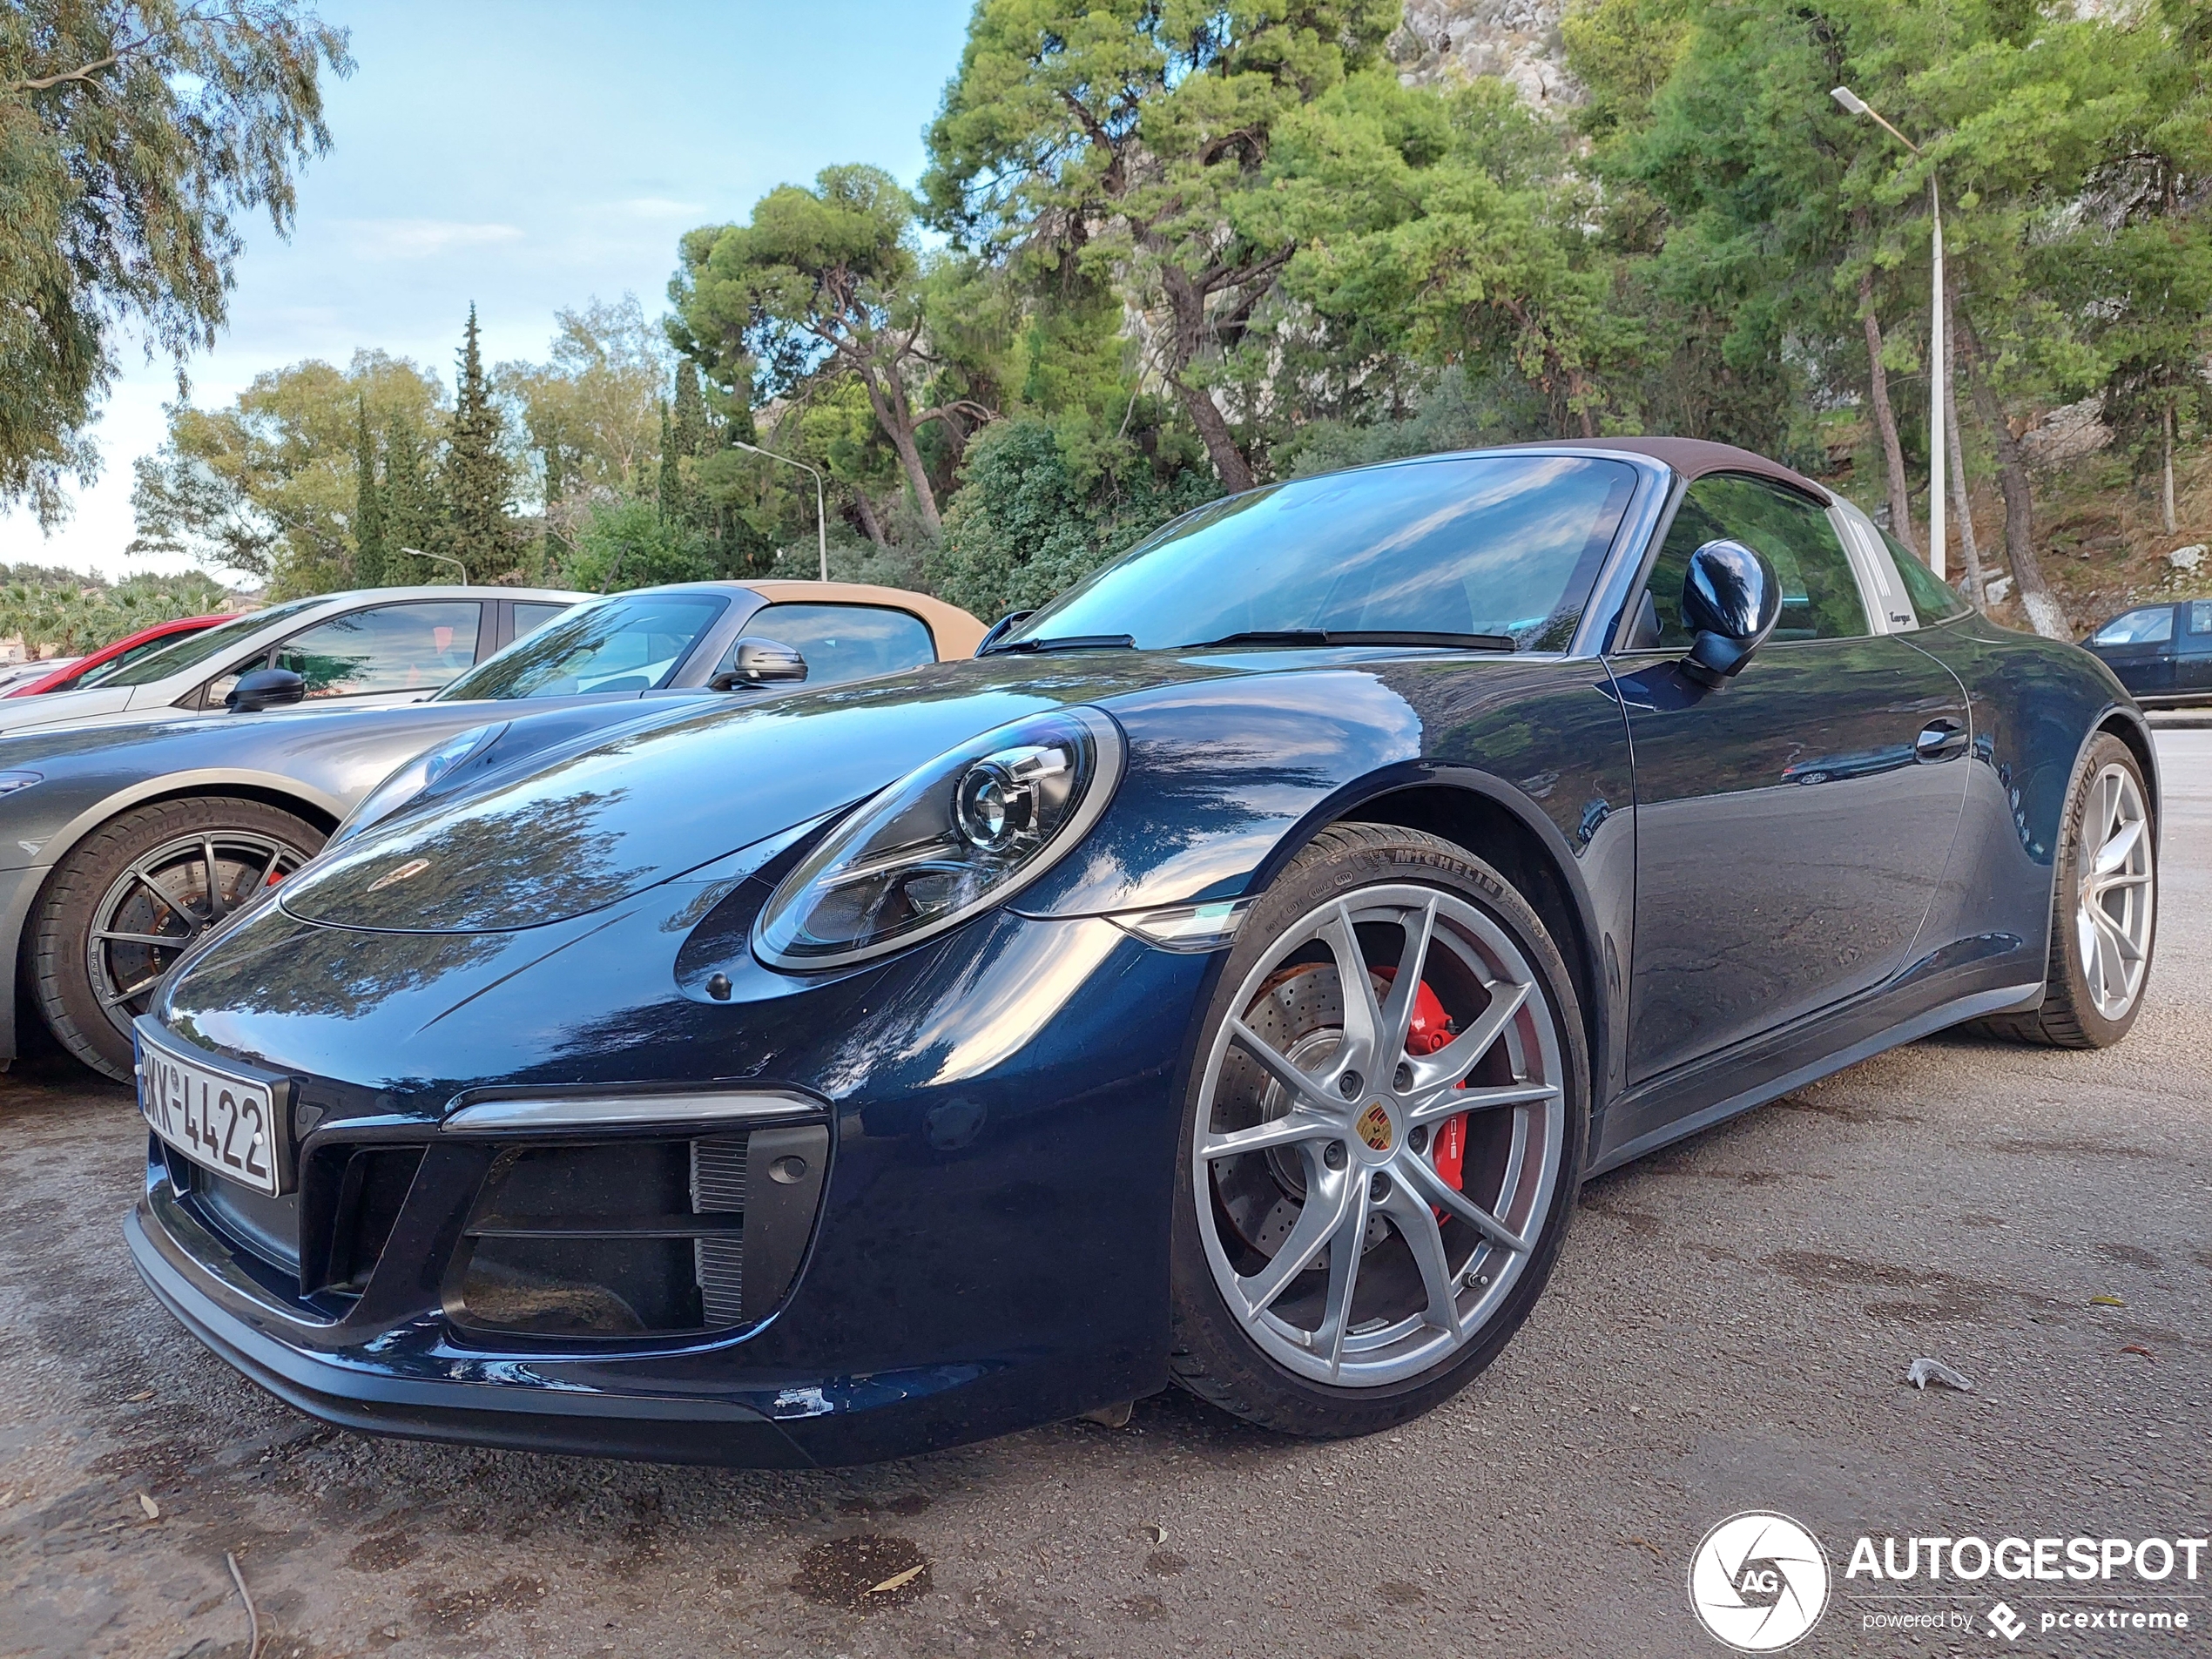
[3,614,230,698]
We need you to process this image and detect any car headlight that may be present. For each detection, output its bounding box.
[331,723,510,847]
[0,771,41,797]
[754,706,1124,970]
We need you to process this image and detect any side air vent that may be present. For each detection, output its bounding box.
[449,1125,827,1340]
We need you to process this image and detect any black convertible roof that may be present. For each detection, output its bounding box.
[1535,436,1832,507]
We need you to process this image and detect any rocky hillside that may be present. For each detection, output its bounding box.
[1390,0,1579,110]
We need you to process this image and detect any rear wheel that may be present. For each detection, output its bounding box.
[1168,823,1588,1437]
[1976,732,2155,1049]
[29,798,321,1081]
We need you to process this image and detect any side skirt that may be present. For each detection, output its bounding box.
[1582,979,2044,1177]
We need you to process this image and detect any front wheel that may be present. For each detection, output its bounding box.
[28,797,323,1081]
[1168,822,1588,1438]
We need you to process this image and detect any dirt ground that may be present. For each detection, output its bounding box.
[2,736,2208,1659]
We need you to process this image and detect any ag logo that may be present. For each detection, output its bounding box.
[1688,1511,1831,1651]
[1356,1102,1393,1150]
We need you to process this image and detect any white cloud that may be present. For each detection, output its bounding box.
[341,219,526,260]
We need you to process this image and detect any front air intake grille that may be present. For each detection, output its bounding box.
[449,1125,825,1341]
[691,1136,745,1326]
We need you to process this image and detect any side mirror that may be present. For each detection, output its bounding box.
[1679,539,1781,686]
[974,610,1034,657]
[226,667,307,713]
[708,636,808,691]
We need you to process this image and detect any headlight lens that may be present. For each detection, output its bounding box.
[0,770,41,796]
[331,723,509,846]
[754,706,1124,970]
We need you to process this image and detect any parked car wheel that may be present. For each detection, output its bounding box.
[1975,733,2155,1049]
[1168,822,1588,1437]
[28,797,323,1081]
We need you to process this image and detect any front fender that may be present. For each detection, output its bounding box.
[1015,653,1635,1116]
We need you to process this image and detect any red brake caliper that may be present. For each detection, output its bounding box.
[1374,969,1466,1211]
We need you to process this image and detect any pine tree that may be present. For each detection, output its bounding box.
[671,361,709,462]
[536,443,566,583]
[352,397,388,587]
[656,401,679,523]
[442,304,514,580]
[383,414,439,581]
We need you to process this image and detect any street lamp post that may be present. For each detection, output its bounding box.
[399,546,469,584]
[728,440,829,583]
[1831,85,1946,581]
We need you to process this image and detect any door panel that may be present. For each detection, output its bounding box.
[2178,600,2212,698]
[2087,604,2177,701]
[1614,637,1970,1093]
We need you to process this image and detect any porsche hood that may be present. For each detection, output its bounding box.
[275,664,1137,934]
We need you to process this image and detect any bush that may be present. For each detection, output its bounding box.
[563,498,725,591]
[928,420,1219,622]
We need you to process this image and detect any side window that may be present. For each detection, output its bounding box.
[1642,475,1871,648]
[746,604,935,688]
[2189,601,2212,636]
[274,602,485,699]
[1878,527,1971,624]
[200,651,273,711]
[2093,607,2175,646]
[512,602,572,639]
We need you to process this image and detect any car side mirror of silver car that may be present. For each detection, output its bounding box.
[1679,539,1781,687]
[226,667,307,713]
[708,637,808,691]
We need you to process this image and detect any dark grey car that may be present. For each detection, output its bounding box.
[0,580,982,1079]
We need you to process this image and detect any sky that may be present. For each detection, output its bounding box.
[0,0,974,583]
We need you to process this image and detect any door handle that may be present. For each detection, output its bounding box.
[1914,718,1966,761]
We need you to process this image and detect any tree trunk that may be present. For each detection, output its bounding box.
[1171,376,1256,493]
[850,485,889,549]
[859,368,942,536]
[1959,319,2067,639]
[1158,264,1256,492]
[1939,276,1985,607]
[2162,400,2176,535]
[1859,267,1917,556]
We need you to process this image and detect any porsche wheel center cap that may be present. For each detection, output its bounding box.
[1356,1101,1395,1153]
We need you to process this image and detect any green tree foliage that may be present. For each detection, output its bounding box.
[923,0,1402,492]
[351,397,387,586]
[563,496,722,592]
[0,2,352,524]
[0,565,229,656]
[499,294,671,545]
[929,417,1219,619]
[443,304,514,579]
[671,165,988,533]
[381,411,441,583]
[131,351,443,594]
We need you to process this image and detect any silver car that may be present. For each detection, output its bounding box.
[0,579,984,1079]
[0,585,589,738]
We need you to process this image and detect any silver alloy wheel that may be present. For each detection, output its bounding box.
[2076,762,2154,1021]
[85,830,307,1035]
[1191,884,1566,1388]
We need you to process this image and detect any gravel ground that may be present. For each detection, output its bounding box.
[2,736,2207,1659]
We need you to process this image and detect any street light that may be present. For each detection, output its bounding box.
[1831,85,1946,581]
[399,546,469,585]
[727,440,829,583]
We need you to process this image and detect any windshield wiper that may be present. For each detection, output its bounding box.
[1195,630,1516,652]
[981,633,1136,656]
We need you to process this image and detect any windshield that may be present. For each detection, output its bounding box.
[436,591,726,700]
[90,598,320,688]
[1006,454,1640,653]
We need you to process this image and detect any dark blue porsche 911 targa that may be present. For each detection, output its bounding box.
[126,439,2156,1466]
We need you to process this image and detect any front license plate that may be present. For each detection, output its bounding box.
[138,1033,284,1197]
